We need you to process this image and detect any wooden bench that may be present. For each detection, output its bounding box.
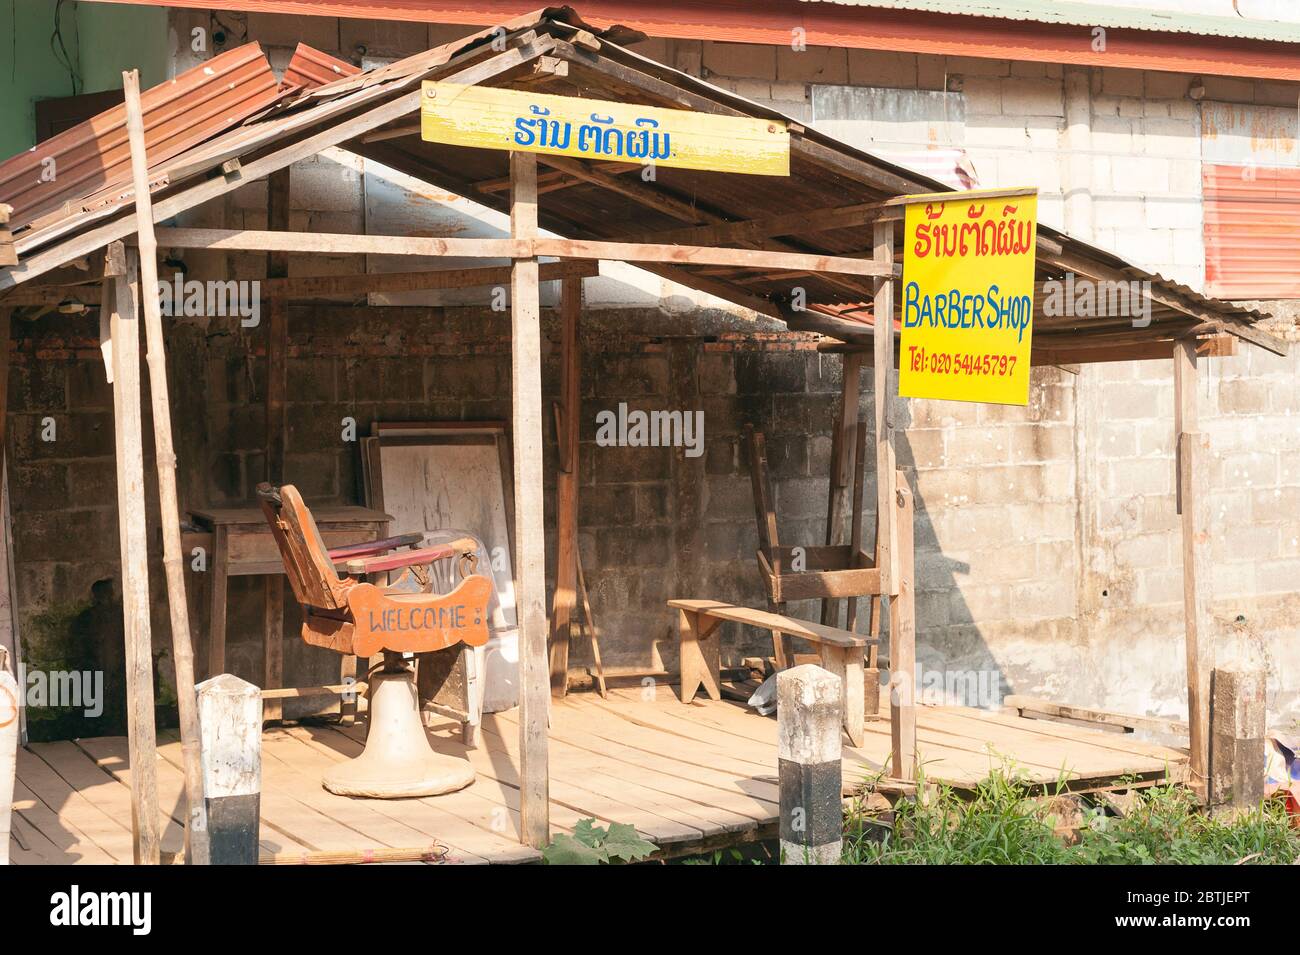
[668,599,878,746]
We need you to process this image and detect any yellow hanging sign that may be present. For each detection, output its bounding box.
[897,190,1038,406]
[420,82,790,176]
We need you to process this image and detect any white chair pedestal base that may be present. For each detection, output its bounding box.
[323,664,475,799]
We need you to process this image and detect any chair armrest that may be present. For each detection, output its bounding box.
[327,532,425,560]
[341,542,469,576]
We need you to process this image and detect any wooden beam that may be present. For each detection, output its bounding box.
[1174,339,1213,794]
[1003,695,1189,738]
[537,155,712,226]
[781,307,873,343]
[0,284,103,307]
[873,220,898,596]
[0,260,596,304]
[510,151,549,848]
[148,228,526,258]
[548,277,581,697]
[123,69,210,865]
[263,167,290,725]
[345,140,789,322]
[533,238,891,278]
[632,201,888,249]
[104,250,161,864]
[264,259,598,298]
[1034,334,1236,367]
[533,156,882,302]
[147,229,894,278]
[479,162,638,193]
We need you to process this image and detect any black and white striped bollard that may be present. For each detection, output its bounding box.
[778,664,843,865]
[197,674,261,865]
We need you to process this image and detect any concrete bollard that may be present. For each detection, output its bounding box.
[1209,668,1266,809]
[197,674,262,865]
[778,664,843,865]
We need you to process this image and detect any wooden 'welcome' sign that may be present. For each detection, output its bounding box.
[420,82,790,176]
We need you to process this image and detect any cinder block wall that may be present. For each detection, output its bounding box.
[7,14,1299,737]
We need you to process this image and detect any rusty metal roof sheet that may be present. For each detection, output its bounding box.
[1204,162,1300,300]
[0,42,282,232]
[281,43,361,92]
[0,6,1281,359]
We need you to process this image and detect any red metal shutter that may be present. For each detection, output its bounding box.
[1204,162,1300,299]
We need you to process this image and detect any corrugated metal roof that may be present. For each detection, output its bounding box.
[0,42,282,232]
[801,0,1300,43]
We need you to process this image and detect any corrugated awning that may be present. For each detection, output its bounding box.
[799,0,1300,45]
[0,6,1286,363]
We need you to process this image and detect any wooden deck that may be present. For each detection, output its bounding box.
[8,687,1188,865]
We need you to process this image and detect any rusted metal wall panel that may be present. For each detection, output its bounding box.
[1204,163,1300,300]
[0,42,281,231]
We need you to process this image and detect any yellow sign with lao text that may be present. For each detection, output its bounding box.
[897,191,1038,406]
[420,82,790,176]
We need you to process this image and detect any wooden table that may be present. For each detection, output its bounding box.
[186,504,392,720]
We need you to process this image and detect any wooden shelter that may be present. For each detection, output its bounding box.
[0,7,1287,863]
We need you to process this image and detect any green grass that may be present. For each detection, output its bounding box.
[843,771,1300,865]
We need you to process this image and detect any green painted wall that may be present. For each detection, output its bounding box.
[0,0,167,160]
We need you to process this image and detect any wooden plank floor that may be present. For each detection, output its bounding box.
[8,687,1188,865]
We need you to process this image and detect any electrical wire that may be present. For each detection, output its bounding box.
[50,0,81,96]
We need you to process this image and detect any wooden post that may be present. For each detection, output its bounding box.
[122,69,211,866]
[847,422,880,717]
[264,167,290,724]
[822,352,862,627]
[196,674,261,865]
[0,647,15,866]
[873,219,898,596]
[105,247,162,864]
[207,527,229,677]
[0,308,9,484]
[746,426,793,668]
[889,473,917,781]
[677,608,722,703]
[510,151,550,848]
[1174,340,1213,791]
[1209,668,1266,809]
[548,276,581,697]
[778,664,842,865]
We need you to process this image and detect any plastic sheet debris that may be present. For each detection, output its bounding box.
[748,672,778,716]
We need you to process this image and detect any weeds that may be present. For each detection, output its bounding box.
[844,770,1300,865]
